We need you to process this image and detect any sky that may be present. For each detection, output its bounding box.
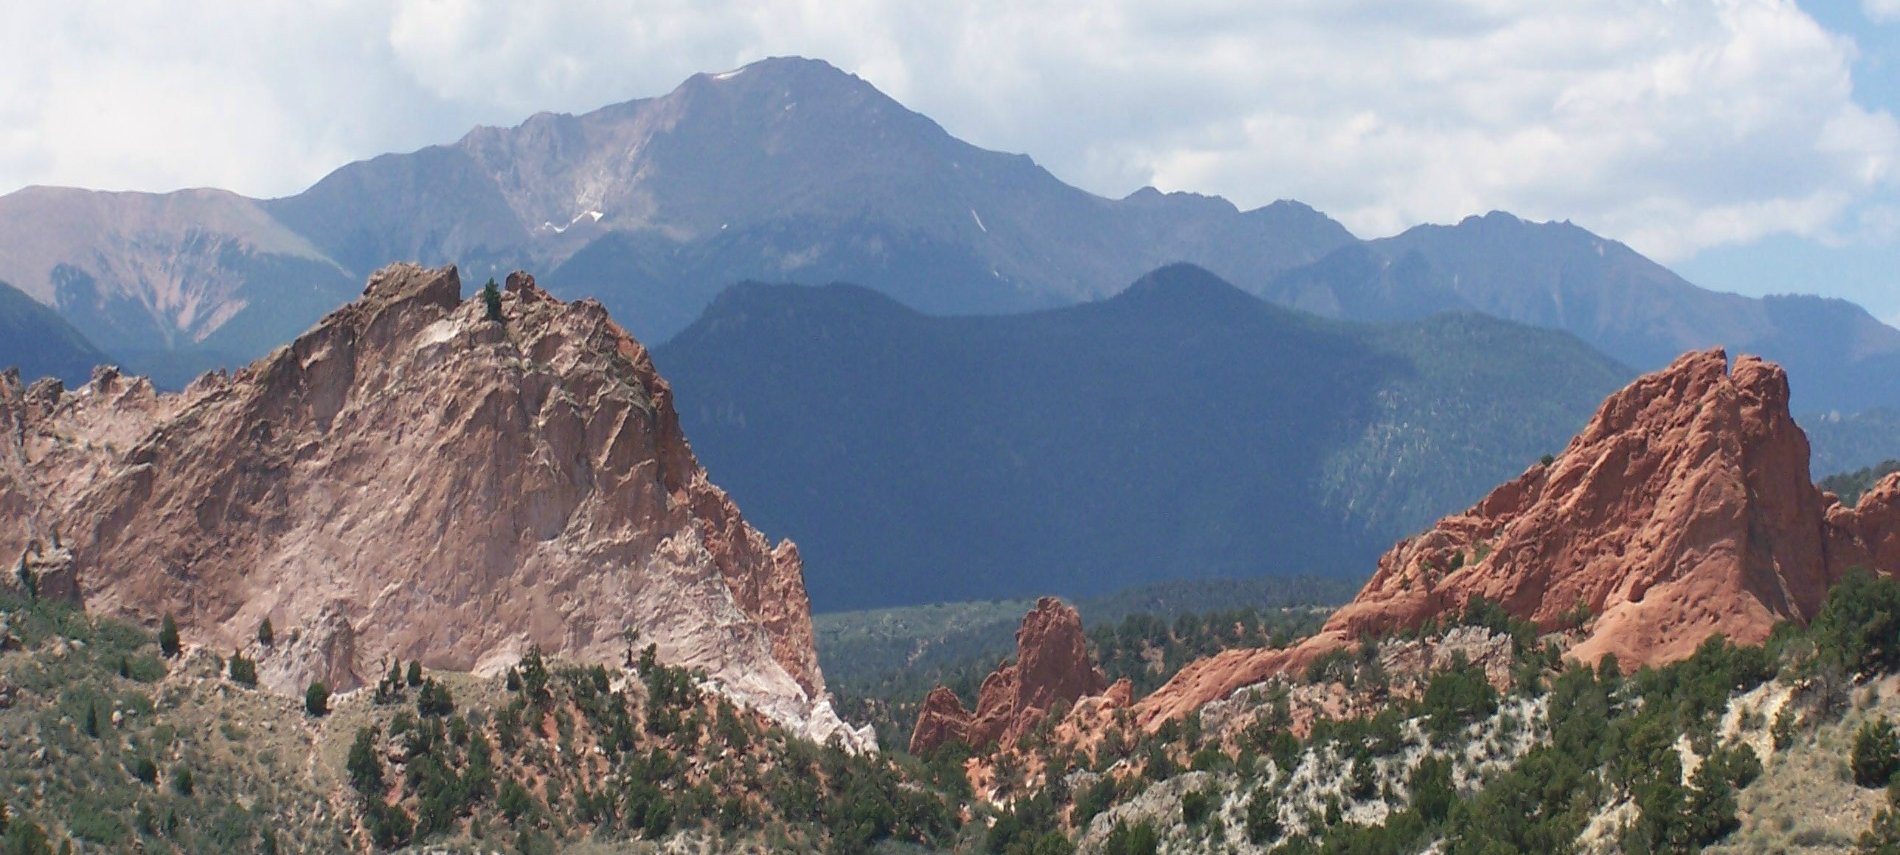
[1,1,1896,323]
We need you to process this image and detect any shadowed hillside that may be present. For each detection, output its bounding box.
[657,264,1631,610]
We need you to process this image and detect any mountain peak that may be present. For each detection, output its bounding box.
[1110,263,1258,310]
[704,55,850,82]
[678,55,885,106]
[1120,186,1241,216]
[0,262,871,750]
[1440,209,1606,244]
[1459,210,1524,228]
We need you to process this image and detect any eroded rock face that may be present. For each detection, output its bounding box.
[0,264,867,750]
[1137,349,1900,728]
[910,597,1107,755]
[1828,472,1900,573]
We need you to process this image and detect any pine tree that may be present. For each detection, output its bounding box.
[346,727,383,795]
[406,659,423,687]
[482,278,504,323]
[518,645,549,702]
[257,617,274,647]
[376,660,403,704]
[416,679,454,717]
[159,614,181,658]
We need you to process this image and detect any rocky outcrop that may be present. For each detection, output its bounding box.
[0,263,867,750]
[7,542,78,603]
[1827,472,1900,573]
[909,687,978,757]
[910,597,1107,755]
[1137,349,1900,728]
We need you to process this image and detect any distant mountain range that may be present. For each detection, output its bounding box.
[1263,211,1900,413]
[1,56,1897,416]
[0,279,106,387]
[1808,408,1900,477]
[654,264,1633,610]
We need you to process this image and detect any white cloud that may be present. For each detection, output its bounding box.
[1868,0,1900,24]
[0,0,1895,265]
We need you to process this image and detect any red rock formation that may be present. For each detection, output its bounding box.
[1137,349,1900,728]
[1828,472,1900,573]
[909,687,978,757]
[0,264,866,749]
[910,597,1108,755]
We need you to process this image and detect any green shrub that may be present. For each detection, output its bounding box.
[1073,775,1119,829]
[416,679,454,718]
[366,799,413,850]
[1244,788,1281,844]
[498,780,534,824]
[305,681,330,716]
[68,801,128,845]
[347,727,384,795]
[1812,568,1900,677]
[1411,755,1456,824]
[1181,784,1217,826]
[1347,754,1378,800]
[0,810,53,855]
[1421,653,1498,740]
[228,650,257,686]
[1102,821,1159,855]
[159,614,180,658]
[1856,717,1900,789]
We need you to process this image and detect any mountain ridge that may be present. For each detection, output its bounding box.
[1,56,1896,418]
[655,264,1633,611]
[1269,210,1900,410]
[0,279,107,386]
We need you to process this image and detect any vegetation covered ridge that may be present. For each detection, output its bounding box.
[937,569,1900,854]
[0,588,961,854]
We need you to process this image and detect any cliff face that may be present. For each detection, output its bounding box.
[1137,349,1900,728]
[910,597,1107,755]
[0,264,867,749]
